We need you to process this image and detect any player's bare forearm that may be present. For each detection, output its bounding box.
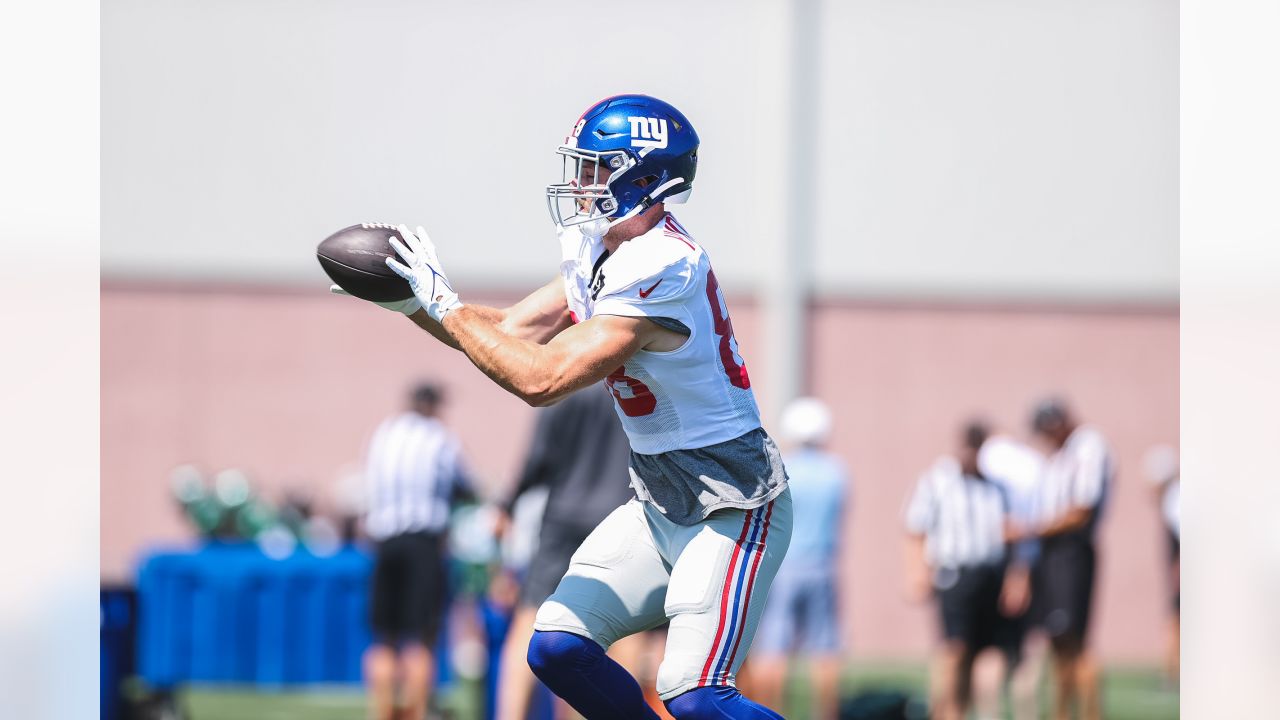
[497,277,574,344]
[409,305,507,350]
[406,277,571,351]
[441,307,644,407]
[444,306,548,401]
[410,308,464,349]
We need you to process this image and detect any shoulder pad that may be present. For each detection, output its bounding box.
[597,233,699,303]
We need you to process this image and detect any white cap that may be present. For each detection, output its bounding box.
[780,397,832,446]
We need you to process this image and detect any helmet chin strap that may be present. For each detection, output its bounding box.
[584,190,658,239]
[578,201,630,239]
[578,216,611,239]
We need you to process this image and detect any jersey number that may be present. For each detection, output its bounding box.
[705,269,751,389]
[606,365,657,417]
[605,268,749,418]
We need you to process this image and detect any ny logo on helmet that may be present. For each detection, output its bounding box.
[627,117,668,150]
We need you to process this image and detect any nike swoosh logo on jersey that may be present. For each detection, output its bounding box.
[639,280,663,298]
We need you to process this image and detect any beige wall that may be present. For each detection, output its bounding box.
[810,301,1178,662]
[101,284,1176,662]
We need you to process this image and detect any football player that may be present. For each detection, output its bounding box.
[341,95,792,719]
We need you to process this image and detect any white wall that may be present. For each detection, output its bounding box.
[814,0,1178,300]
[103,0,1176,302]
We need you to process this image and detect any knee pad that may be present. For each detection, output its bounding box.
[526,630,603,678]
[654,657,687,701]
[665,686,784,720]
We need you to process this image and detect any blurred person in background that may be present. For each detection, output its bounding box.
[363,382,476,720]
[745,397,848,720]
[904,420,1015,720]
[1007,399,1113,720]
[1144,445,1180,684]
[977,434,1046,720]
[493,387,653,720]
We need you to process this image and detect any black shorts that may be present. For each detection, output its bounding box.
[1031,535,1096,652]
[1167,528,1180,614]
[518,520,595,608]
[993,604,1030,666]
[936,563,1005,651]
[370,531,448,646]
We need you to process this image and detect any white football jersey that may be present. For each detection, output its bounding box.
[559,214,762,455]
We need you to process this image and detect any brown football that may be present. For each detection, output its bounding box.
[316,223,414,302]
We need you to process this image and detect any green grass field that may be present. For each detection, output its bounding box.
[180,662,1177,720]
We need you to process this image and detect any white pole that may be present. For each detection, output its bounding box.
[754,0,819,428]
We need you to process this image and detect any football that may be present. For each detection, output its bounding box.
[316,223,414,302]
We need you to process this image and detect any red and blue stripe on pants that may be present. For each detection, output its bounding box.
[697,500,776,687]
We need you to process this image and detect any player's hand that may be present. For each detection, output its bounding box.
[328,284,422,315]
[384,224,464,322]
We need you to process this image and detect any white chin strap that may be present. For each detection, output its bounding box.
[579,192,654,237]
[578,216,612,238]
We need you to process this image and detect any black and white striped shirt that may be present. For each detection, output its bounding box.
[364,412,471,540]
[905,457,1009,569]
[1034,425,1112,537]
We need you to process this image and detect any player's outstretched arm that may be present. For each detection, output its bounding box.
[406,276,571,350]
[385,224,634,404]
[377,225,571,348]
[441,308,650,407]
[498,277,574,343]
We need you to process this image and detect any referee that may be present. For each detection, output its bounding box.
[363,382,474,720]
[1015,398,1113,720]
[906,420,1013,717]
[904,421,1014,720]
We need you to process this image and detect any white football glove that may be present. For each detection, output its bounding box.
[328,284,422,315]
[385,224,464,323]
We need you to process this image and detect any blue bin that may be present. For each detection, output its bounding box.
[137,544,376,687]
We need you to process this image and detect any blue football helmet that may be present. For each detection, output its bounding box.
[546,94,699,235]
